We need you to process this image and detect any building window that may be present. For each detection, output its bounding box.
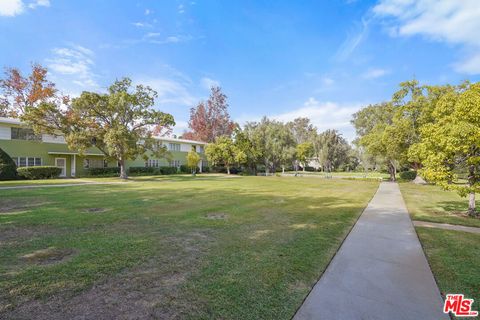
[169,143,180,151]
[11,128,42,141]
[170,160,180,167]
[198,146,204,153]
[15,157,42,167]
[145,159,160,167]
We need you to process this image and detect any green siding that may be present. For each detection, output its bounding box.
[0,123,207,177]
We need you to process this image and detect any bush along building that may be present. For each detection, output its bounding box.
[0,117,207,178]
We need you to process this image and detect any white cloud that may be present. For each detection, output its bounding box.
[132,22,152,28]
[362,68,389,79]
[373,0,480,74]
[144,8,152,15]
[336,18,371,61]
[0,0,24,16]
[0,0,50,16]
[28,0,49,9]
[178,4,185,14]
[321,77,335,86]
[46,44,98,88]
[237,98,366,142]
[200,77,220,90]
[138,77,196,107]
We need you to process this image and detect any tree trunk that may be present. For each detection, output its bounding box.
[226,165,230,175]
[389,161,396,182]
[468,192,476,216]
[303,164,305,172]
[119,159,128,179]
[282,166,285,174]
[467,165,477,216]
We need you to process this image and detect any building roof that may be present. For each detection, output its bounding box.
[0,117,207,145]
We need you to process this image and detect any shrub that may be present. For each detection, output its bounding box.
[179,164,190,173]
[85,167,120,177]
[399,170,417,181]
[159,166,177,175]
[128,167,160,175]
[0,148,17,180]
[201,166,210,173]
[17,166,62,179]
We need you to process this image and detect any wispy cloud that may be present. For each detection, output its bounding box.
[373,0,480,74]
[132,22,152,28]
[335,18,371,61]
[178,4,185,14]
[46,44,98,88]
[0,0,48,16]
[362,68,389,79]
[137,77,196,107]
[28,0,49,9]
[144,8,152,15]
[200,77,220,90]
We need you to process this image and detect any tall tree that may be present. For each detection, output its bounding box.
[246,117,295,174]
[0,64,64,117]
[287,117,317,144]
[296,142,314,172]
[315,129,350,173]
[205,136,244,174]
[410,82,480,216]
[351,103,401,180]
[183,86,236,142]
[22,77,175,179]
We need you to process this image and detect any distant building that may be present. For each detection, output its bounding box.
[0,117,207,177]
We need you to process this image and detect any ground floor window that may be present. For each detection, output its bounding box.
[13,157,42,167]
[84,158,107,169]
[145,159,160,167]
[170,160,181,167]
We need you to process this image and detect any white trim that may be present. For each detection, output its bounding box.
[55,157,67,177]
[0,117,208,145]
[72,154,76,177]
[48,151,105,156]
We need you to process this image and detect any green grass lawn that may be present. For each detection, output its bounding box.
[399,182,480,316]
[0,175,378,319]
[416,228,479,314]
[399,183,480,227]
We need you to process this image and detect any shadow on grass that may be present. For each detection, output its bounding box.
[0,178,377,320]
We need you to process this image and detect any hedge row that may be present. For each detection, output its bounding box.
[128,166,178,175]
[399,170,417,181]
[17,166,62,180]
[84,167,120,177]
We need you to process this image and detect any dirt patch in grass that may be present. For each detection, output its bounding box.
[82,207,111,214]
[0,198,51,214]
[249,229,273,239]
[3,231,211,320]
[0,225,59,247]
[21,247,76,265]
[204,212,228,220]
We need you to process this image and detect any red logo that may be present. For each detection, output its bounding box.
[443,294,478,317]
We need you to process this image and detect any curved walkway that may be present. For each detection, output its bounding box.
[294,182,448,320]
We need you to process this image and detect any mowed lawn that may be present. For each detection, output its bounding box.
[400,183,480,313]
[0,176,378,319]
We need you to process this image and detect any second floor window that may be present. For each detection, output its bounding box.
[11,128,42,141]
[169,143,181,151]
[145,159,159,167]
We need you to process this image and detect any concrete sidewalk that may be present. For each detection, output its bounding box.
[294,182,448,320]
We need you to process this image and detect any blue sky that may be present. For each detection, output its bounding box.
[1,0,479,140]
